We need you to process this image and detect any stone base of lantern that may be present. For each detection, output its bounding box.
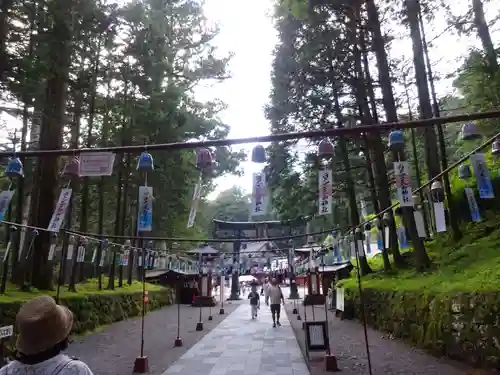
[133,356,149,373]
[324,354,339,372]
[303,294,326,306]
[192,296,216,307]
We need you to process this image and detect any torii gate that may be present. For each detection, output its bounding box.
[212,219,303,300]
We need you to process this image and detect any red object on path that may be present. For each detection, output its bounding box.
[143,291,149,304]
[133,356,149,373]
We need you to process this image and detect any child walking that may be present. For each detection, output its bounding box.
[248,286,260,319]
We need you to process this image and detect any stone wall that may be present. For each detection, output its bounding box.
[345,288,500,368]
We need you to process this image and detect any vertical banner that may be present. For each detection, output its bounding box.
[397,227,408,249]
[318,169,333,216]
[187,175,203,228]
[67,244,74,260]
[376,228,383,250]
[365,231,372,255]
[470,153,494,199]
[137,186,153,232]
[360,198,368,218]
[393,161,413,206]
[0,190,14,222]
[47,189,72,232]
[384,227,390,248]
[122,249,130,266]
[464,187,481,222]
[413,210,427,238]
[47,244,56,261]
[99,250,106,267]
[76,245,85,263]
[251,172,267,216]
[357,240,365,257]
[434,202,447,233]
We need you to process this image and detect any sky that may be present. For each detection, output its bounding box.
[0,0,498,201]
[197,0,499,200]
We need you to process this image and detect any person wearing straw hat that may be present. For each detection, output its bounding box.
[0,296,94,375]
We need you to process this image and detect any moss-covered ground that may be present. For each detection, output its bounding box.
[341,212,500,295]
[0,277,162,303]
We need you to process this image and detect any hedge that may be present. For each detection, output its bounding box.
[0,287,173,356]
[345,288,500,368]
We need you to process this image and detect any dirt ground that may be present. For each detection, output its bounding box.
[66,301,238,375]
[283,301,490,375]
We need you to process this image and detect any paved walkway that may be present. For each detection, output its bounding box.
[161,303,310,375]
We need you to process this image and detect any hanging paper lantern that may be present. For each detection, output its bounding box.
[364,222,371,231]
[492,139,500,155]
[458,164,472,180]
[382,212,391,223]
[460,123,481,141]
[136,151,154,171]
[63,157,80,177]
[430,181,444,203]
[317,138,334,159]
[251,145,266,163]
[388,130,405,151]
[124,239,131,247]
[196,148,214,172]
[5,157,24,178]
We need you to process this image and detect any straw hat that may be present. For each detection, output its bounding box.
[16,296,73,355]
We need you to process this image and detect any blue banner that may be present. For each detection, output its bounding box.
[470,154,495,199]
[137,186,153,232]
[464,187,481,222]
[397,226,408,249]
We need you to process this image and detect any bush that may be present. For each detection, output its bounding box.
[0,286,173,356]
[345,288,500,368]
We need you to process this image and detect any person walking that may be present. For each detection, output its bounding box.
[265,278,284,327]
[247,284,260,319]
[0,296,94,375]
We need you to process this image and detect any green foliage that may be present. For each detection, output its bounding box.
[0,283,172,356]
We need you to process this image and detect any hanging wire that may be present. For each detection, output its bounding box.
[0,110,498,157]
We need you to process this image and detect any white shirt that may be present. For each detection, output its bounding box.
[0,354,94,375]
[266,285,283,305]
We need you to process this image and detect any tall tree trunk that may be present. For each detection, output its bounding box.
[31,0,75,289]
[0,0,14,81]
[368,0,430,269]
[405,0,440,180]
[471,0,498,73]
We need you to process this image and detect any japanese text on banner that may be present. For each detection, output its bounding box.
[470,153,495,199]
[0,190,14,222]
[187,176,203,228]
[137,186,153,232]
[393,161,413,207]
[47,189,72,232]
[79,152,115,177]
[317,169,332,215]
[251,172,267,216]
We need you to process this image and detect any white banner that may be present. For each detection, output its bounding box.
[47,244,56,261]
[76,246,85,263]
[0,190,14,222]
[318,169,333,215]
[251,172,267,216]
[336,288,344,312]
[137,186,153,232]
[79,152,115,177]
[187,176,203,228]
[413,210,427,238]
[393,161,413,207]
[47,189,72,232]
[67,245,74,260]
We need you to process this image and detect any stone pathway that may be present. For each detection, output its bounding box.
[161,303,310,375]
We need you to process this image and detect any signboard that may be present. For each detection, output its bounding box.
[0,325,13,339]
[304,321,329,352]
[187,176,203,228]
[79,152,115,177]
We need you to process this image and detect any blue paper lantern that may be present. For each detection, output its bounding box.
[388,130,405,151]
[461,123,481,141]
[364,222,372,231]
[317,138,334,159]
[5,157,24,178]
[251,145,266,163]
[492,139,500,155]
[137,151,154,171]
[458,164,472,180]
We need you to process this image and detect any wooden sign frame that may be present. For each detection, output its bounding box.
[304,321,329,352]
